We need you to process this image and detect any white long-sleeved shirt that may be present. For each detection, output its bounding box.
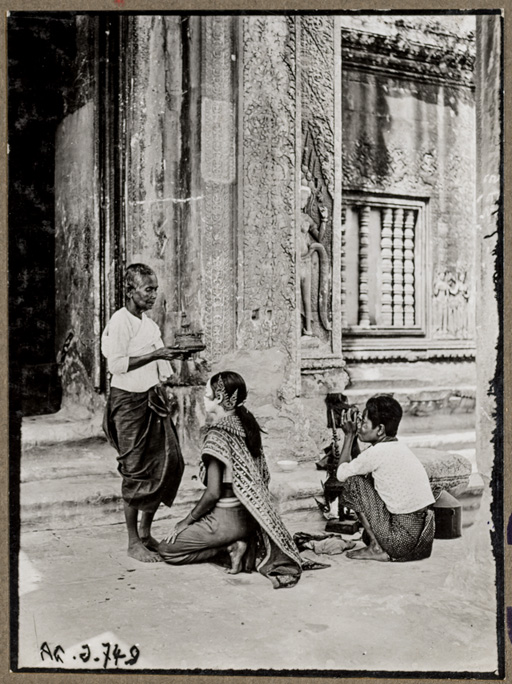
[336,440,435,514]
[101,307,172,393]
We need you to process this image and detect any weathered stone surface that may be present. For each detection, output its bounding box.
[346,359,476,389]
[211,348,317,464]
[55,100,102,414]
[166,385,206,466]
[443,15,500,612]
[199,17,238,363]
[300,15,344,360]
[212,348,288,409]
[125,16,184,343]
[413,447,472,498]
[342,15,477,347]
[238,16,298,387]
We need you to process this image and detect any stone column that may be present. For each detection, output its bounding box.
[124,16,184,342]
[200,16,237,363]
[445,15,501,622]
[54,15,103,416]
[211,16,319,464]
[237,15,297,370]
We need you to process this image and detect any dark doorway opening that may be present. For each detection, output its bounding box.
[8,14,76,416]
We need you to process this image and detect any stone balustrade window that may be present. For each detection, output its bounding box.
[342,195,427,336]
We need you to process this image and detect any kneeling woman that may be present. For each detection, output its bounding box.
[158,371,302,589]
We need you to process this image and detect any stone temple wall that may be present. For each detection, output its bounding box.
[53,14,483,467]
[54,16,103,417]
[341,14,477,357]
[218,16,318,464]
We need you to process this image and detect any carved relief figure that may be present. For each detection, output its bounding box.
[300,173,331,337]
[448,270,470,337]
[433,268,471,338]
[433,270,449,335]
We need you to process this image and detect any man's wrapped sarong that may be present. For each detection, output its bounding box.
[103,384,184,512]
[341,474,435,562]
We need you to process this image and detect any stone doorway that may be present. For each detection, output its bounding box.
[8,14,76,416]
[9,14,128,416]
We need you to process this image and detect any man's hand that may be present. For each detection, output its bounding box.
[340,407,360,435]
[154,347,191,361]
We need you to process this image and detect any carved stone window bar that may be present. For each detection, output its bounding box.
[342,194,428,337]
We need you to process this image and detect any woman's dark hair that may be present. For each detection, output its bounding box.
[365,394,403,438]
[125,263,155,294]
[210,371,264,459]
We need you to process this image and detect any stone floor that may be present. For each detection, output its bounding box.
[16,513,499,675]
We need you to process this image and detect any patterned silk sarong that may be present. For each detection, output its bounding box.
[200,416,302,589]
[341,474,435,562]
[103,384,184,513]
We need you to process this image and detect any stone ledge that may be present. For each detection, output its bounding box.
[22,412,104,447]
[20,449,476,533]
[19,463,327,532]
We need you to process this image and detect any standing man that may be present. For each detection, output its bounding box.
[336,395,435,562]
[102,263,185,562]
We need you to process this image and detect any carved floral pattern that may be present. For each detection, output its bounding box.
[341,27,475,88]
[301,16,335,196]
[239,16,297,372]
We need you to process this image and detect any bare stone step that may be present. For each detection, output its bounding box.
[20,438,327,531]
[401,430,476,451]
[21,411,104,448]
[20,432,477,532]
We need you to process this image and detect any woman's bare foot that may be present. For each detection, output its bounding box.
[140,534,160,552]
[128,540,163,563]
[225,540,248,574]
[346,544,390,562]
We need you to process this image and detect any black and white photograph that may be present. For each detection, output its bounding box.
[8,7,504,677]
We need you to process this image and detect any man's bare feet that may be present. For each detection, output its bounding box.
[225,540,247,574]
[140,534,160,552]
[128,540,163,563]
[346,544,390,562]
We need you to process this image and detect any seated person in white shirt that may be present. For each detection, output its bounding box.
[336,395,435,563]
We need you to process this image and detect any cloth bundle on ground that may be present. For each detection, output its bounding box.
[293,531,356,556]
[103,384,184,512]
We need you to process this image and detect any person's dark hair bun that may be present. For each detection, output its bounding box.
[210,371,263,458]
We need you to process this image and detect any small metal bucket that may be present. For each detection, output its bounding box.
[434,490,462,539]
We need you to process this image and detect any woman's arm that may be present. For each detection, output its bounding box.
[165,458,224,544]
[188,457,223,521]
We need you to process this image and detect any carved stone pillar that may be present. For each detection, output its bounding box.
[403,209,416,327]
[299,15,346,392]
[392,208,405,326]
[200,16,237,363]
[125,16,184,343]
[340,202,347,326]
[237,15,298,395]
[358,205,371,327]
[380,207,394,326]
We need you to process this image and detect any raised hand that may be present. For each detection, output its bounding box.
[340,407,360,435]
